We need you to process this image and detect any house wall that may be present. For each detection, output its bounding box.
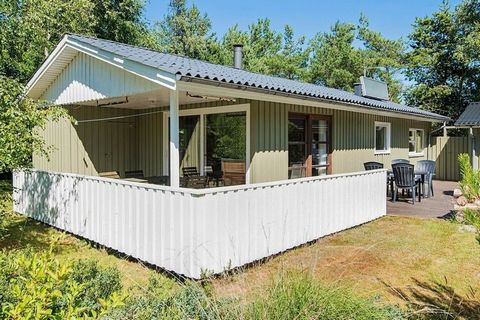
[135,110,164,177]
[40,52,159,105]
[34,98,432,183]
[33,106,138,177]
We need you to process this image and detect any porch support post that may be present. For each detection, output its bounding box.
[169,89,180,187]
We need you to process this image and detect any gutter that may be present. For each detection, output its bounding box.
[179,76,450,123]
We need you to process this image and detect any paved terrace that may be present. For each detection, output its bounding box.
[387,180,457,219]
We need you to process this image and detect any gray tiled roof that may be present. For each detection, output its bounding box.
[68,34,449,121]
[455,102,480,126]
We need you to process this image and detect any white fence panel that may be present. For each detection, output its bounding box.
[13,169,386,279]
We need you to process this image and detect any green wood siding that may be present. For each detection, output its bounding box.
[40,52,160,104]
[34,106,138,176]
[136,110,164,177]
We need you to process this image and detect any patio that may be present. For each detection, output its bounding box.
[387,180,457,219]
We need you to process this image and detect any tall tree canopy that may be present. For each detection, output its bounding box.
[154,0,217,60]
[0,0,155,83]
[215,19,309,80]
[91,0,157,48]
[309,17,405,102]
[405,0,480,119]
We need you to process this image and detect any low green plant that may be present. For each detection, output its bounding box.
[463,208,480,244]
[0,244,124,319]
[458,153,480,202]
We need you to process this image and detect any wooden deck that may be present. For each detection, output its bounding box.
[387,180,457,219]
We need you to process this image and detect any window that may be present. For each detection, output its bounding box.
[409,129,424,156]
[374,122,391,154]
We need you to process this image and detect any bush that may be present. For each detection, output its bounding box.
[458,153,480,202]
[0,248,123,319]
[244,271,405,320]
[463,208,480,244]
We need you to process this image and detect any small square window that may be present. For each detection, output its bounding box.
[409,129,424,156]
[374,122,391,154]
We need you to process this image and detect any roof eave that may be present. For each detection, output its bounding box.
[178,76,450,123]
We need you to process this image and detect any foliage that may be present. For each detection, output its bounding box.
[245,271,405,320]
[309,16,405,102]
[264,25,310,80]
[0,0,95,82]
[309,21,364,92]
[0,76,65,172]
[154,0,217,60]
[216,20,310,81]
[0,180,11,237]
[458,153,480,202]
[0,243,123,319]
[463,208,480,244]
[405,0,480,120]
[0,0,156,83]
[357,15,406,102]
[102,274,234,320]
[70,259,122,311]
[102,271,408,320]
[91,0,158,49]
[206,112,246,161]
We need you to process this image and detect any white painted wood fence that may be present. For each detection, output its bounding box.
[13,169,386,279]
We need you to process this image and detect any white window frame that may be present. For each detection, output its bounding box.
[163,103,251,184]
[374,121,391,155]
[408,128,425,157]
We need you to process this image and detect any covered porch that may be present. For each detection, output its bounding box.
[35,80,254,188]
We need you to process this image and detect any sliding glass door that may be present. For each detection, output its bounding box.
[205,112,246,185]
[168,108,248,186]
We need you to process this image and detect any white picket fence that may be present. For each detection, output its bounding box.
[13,169,386,279]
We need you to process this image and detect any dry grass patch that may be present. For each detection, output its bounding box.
[213,216,480,308]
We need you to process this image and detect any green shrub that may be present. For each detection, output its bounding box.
[244,271,405,320]
[463,208,480,244]
[0,248,123,319]
[458,153,480,202]
[69,259,122,310]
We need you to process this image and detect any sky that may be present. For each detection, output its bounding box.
[144,0,463,41]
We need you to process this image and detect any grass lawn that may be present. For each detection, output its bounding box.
[1,180,480,317]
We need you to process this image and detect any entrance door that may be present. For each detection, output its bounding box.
[288,114,331,178]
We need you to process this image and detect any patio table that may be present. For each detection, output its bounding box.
[388,169,427,200]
